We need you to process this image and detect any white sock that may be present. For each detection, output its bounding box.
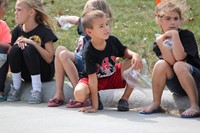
[31,75,42,92]
[12,72,22,90]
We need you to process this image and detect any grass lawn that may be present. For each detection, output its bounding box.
[4,0,200,74]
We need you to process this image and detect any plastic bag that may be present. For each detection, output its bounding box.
[123,59,151,88]
[55,16,74,30]
[155,33,173,49]
[0,53,7,68]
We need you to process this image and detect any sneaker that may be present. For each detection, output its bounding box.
[28,90,42,104]
[7,85,21,102]
[98,93,103,110]
[117,99,129,111]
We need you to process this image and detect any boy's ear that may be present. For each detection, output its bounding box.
[85,28,92,36]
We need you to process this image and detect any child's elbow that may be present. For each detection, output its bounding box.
[46,56,54,64]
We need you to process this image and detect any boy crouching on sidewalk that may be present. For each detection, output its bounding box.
[70,10,142,113]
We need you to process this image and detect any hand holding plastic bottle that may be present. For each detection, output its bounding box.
[155,33,173,49]
[123,59,151,88]
[55,16,74,30]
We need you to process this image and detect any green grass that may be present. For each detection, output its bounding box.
[4,0,200,73]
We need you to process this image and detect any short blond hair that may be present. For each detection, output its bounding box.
[155,0,188,23]
[82,10,106,31]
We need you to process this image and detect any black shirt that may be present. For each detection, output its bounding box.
[11,24,58,48]
[153,29,200,69]
[81,35,127,78]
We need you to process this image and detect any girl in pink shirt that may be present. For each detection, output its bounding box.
[0,0,11,101]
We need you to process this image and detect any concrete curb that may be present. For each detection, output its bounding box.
[4,79,190,110]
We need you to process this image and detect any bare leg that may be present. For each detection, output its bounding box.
[173,62,200,116]
[53,46,67,100]
[121,59,133,100]
[59,49,79,88]
[142,60,173,112]
[53,46,79,100]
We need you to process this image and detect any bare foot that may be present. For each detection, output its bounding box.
[53,94,65,101]
[140,102,161,114]
[181,105,200,117]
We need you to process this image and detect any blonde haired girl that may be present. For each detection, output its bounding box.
[7,0,58,104]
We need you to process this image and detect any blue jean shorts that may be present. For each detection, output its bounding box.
[166,65,200,96]
[74,53,85,73]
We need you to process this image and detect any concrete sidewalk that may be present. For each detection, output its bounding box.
[1,79,199,133]
[0,102,199,133]
[4,79,190,110]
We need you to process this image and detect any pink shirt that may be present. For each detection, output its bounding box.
[0,20,11,44]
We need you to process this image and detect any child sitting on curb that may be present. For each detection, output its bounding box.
[0,0,11,101]
[140,0,200,118]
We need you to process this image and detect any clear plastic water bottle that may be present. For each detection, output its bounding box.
[56,16,74,30]
[155,33,161,39]
[155,34,173,49]
[163,38,173,49]
[140,59,148,75]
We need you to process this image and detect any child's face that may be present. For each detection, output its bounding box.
[159,11,181,33]
[15,1,33,24]
[88,16,110,40]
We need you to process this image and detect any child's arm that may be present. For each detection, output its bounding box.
[156,34,176,65]
[123,49,143,70]
[0,42,11,53]
[57,16,79,27]
[165,30,187,61]
[15,37,54,63]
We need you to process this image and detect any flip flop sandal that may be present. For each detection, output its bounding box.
[139,107,163,114]
[47,98,64,107]
[181,109,200,118]
[181,112,200,118]
[66,99,90,108]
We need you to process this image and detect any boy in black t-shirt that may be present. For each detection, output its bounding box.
[66,10,142,113]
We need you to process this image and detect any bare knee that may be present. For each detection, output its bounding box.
[59,50,69,62]
[55,46,67,56]
[153,60,173,77]
[154,60,171,71]
[74,83,90,101]
[173,61,189,75]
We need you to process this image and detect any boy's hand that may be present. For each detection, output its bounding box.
[132,54,142,70]
[79,107,98,113]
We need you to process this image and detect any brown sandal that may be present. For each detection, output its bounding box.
[47,98,64,107]
[66,99,90,108]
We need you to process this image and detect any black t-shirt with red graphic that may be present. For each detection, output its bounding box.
[80,35,127,79]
